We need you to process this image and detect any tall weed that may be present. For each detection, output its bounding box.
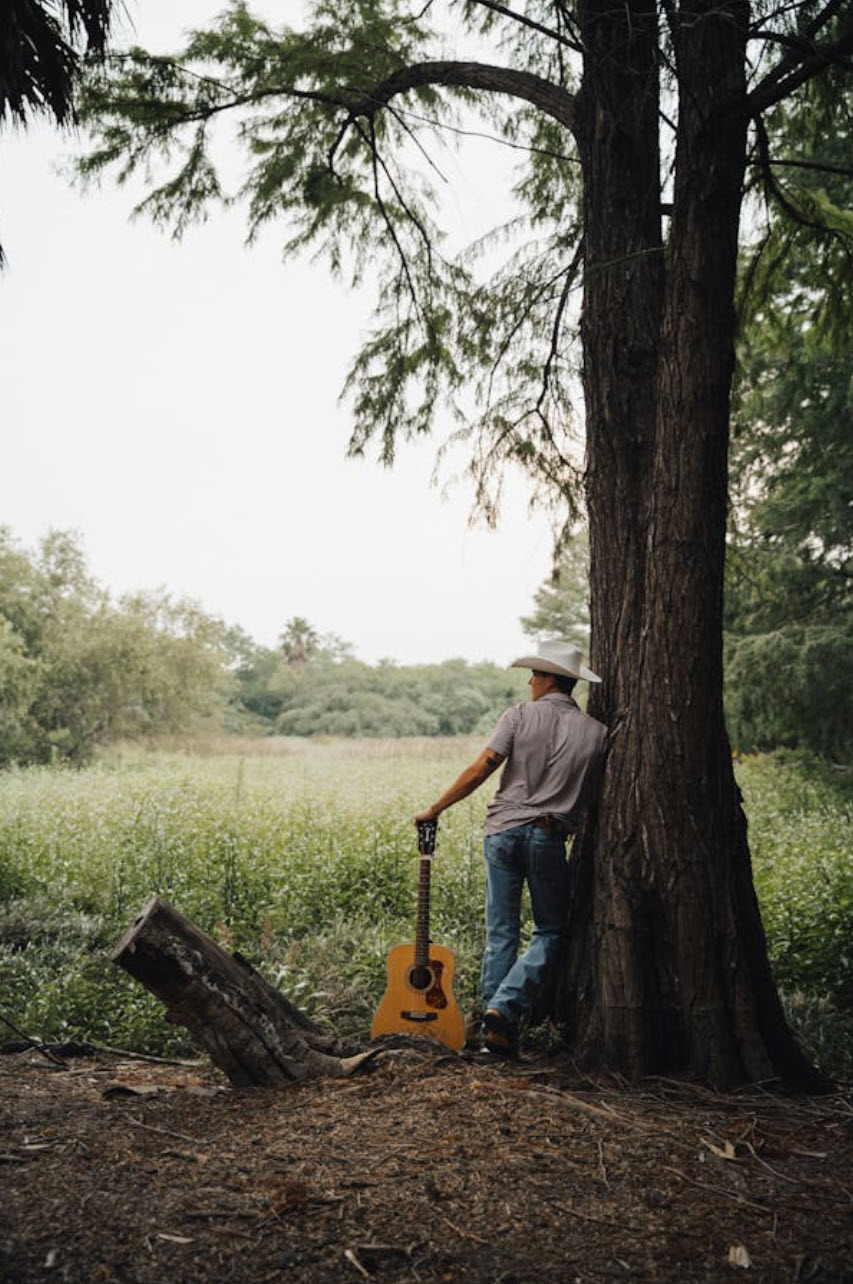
[0,742,849,1076]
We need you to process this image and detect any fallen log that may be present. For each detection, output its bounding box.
[111,897,375,1086]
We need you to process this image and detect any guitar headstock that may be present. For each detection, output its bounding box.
[416,818,438,856]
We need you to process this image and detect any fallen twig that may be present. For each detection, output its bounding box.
[433,1208,489,1244]
[596,1138,610,1187]
[663,1165,770,1213]
[356,1243,412,1257]
[527,1086,696,1152]
[343,1247,371,1277]
[84,1042,204,1067]
[551,1201,640,1232]
[0,1013,68,1069]
[126,1115,209,1146]
[184,1209,258,1222]
[743,1140,801,1186]
[525,1087,619,1121]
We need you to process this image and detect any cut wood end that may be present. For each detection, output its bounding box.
[109,895,168,962]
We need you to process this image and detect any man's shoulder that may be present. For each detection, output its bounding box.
[552,699,608,748]
[495,701,526,723]
[576,706,608,742]
[539,694,606,726]
[487,702,524,751]
[580,708,608,734]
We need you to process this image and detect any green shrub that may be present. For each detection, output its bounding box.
[726,626,853,761]
[738,753,853,1009]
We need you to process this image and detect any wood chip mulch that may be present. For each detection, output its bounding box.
[1,1043,851,1283]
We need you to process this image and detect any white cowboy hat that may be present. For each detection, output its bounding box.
[509,639,601,683]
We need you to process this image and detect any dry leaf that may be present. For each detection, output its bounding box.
[728,1244,752,1268]
[702,1138,738,1161]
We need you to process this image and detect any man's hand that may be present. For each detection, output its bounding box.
[413,806,439,825]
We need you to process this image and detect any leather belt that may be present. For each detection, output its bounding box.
[530,815,566,838]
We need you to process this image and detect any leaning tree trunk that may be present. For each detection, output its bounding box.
[112,897,373,1085]
[561,0,825,1088]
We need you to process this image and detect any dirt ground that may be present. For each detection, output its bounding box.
[1,1043,851,1284]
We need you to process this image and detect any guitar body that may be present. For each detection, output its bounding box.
[371,941,465,1052]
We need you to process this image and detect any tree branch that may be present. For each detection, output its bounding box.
[752,113,853,260]
[468,0,583,54]
[749,0,853,113]
[536,239,584,419]
[364,61,576,134]
[356,116,425,321]
[750,0,847,61]
[358,100,580,163]
[763,156,853,179]
[92,53,354,129]
[482,251,577,407]
[103,55,579,163]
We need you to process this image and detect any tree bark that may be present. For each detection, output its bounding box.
[561,0,672,1077]
[559,0,826,1089]
[637,0,823,1089]
[369,62,575,130]
[111,897,374,1086]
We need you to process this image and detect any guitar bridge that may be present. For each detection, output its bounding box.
[400,1011,438,1022]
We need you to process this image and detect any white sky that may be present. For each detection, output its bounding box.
[0,1,562,666]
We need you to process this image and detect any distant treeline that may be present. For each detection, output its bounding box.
[0,531,527,765]
[0,529,231,766]
[238,639,528,739]
[1,527,849,766]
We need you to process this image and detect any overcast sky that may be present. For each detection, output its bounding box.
[0,1,564,666]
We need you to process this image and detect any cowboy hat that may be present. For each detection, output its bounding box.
[509,640,601,683]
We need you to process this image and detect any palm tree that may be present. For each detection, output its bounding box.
[0,0,117,263]
[278,617,320,667]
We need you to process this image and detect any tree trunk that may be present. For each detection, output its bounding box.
[563,0,672,1076]
[111,897,374,1085]
[560,0,825,1089]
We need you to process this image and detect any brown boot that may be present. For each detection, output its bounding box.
[482,1008,519,1059]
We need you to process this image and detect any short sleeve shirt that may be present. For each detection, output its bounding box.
[484,692,608,837]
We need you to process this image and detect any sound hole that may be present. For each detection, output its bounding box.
[408,964,432,991]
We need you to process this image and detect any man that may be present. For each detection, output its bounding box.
[414,640,607,1057]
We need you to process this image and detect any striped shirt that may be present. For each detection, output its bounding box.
[484,692,608,837]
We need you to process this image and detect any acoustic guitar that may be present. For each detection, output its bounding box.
[371,818,465,1052]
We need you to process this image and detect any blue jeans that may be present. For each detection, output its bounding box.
[481,823,570,1024]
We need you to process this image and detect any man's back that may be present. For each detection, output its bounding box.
[484,692,607,836]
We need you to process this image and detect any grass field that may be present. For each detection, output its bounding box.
[0,738,850,1076]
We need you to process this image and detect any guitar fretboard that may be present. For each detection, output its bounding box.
[414,857,431,968]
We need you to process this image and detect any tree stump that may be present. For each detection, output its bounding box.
[111,897,374,1086]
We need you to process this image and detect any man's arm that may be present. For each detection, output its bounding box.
[414,748,505,824]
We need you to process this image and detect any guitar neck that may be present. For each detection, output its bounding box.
[414,856,431,968]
